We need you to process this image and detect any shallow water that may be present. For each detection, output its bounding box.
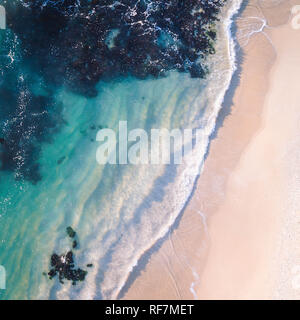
[0,0,242,300]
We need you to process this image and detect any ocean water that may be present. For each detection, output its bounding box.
[0,0,242,300]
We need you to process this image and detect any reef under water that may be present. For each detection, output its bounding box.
[11,0,224,92]
[0,0,243,300]
[46,227,92,286]
[0,0,226,183]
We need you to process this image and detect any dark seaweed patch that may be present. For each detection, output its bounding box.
[46,227,90,285]
[0,79,63,183]
[6,0,226,95]
[66,226,76,238]
[48,251,88,285]
[0,20,64,183]
[0,0,227,182]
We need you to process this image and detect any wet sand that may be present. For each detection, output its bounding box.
[123,0,300,300]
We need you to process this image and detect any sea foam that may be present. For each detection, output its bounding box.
[0,0,243,300]
[66,0,244,300]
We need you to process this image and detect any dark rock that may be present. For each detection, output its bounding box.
[57,156,66,165]
[77,269,88,281]
[46,229,92,286]
[51,254,60,267]
[72,240,78,249]
[66,226,76,238]
[189,64,205,79]
[47,250,89,285]
[87,264,93,268]
[65,251,74,264]
[48,269,56,278]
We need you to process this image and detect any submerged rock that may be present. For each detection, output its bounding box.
[0,0,226,182]
[7,0,226,96]
[57,156,66,165]
[66,226,76,238]
[48,251,88,284]
[46,227,92,285]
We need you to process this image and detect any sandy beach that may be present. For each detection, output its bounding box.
[123,0,300,300]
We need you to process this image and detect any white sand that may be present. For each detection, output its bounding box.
[123,0,300,300]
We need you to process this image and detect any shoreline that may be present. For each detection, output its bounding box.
[116,0,244,300]
[123,0,300,300]
[117,0,244,299]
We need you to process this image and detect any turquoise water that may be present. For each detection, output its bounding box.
[0,0,242,299]
[0,72,205,299]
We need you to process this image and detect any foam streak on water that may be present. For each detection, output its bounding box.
[93,0,244,300]
[0,0,243,300]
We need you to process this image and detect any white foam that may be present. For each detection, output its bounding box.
[43,0,244,301]
[95,0,244,300]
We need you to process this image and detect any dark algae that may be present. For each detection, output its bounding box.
[0,0,227,182]
[46,227,91,285]
[48,251,87,285]
[6,0,226,95]
[48,251,88,285]
[66,226,76,238]
[57,156,66,165]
